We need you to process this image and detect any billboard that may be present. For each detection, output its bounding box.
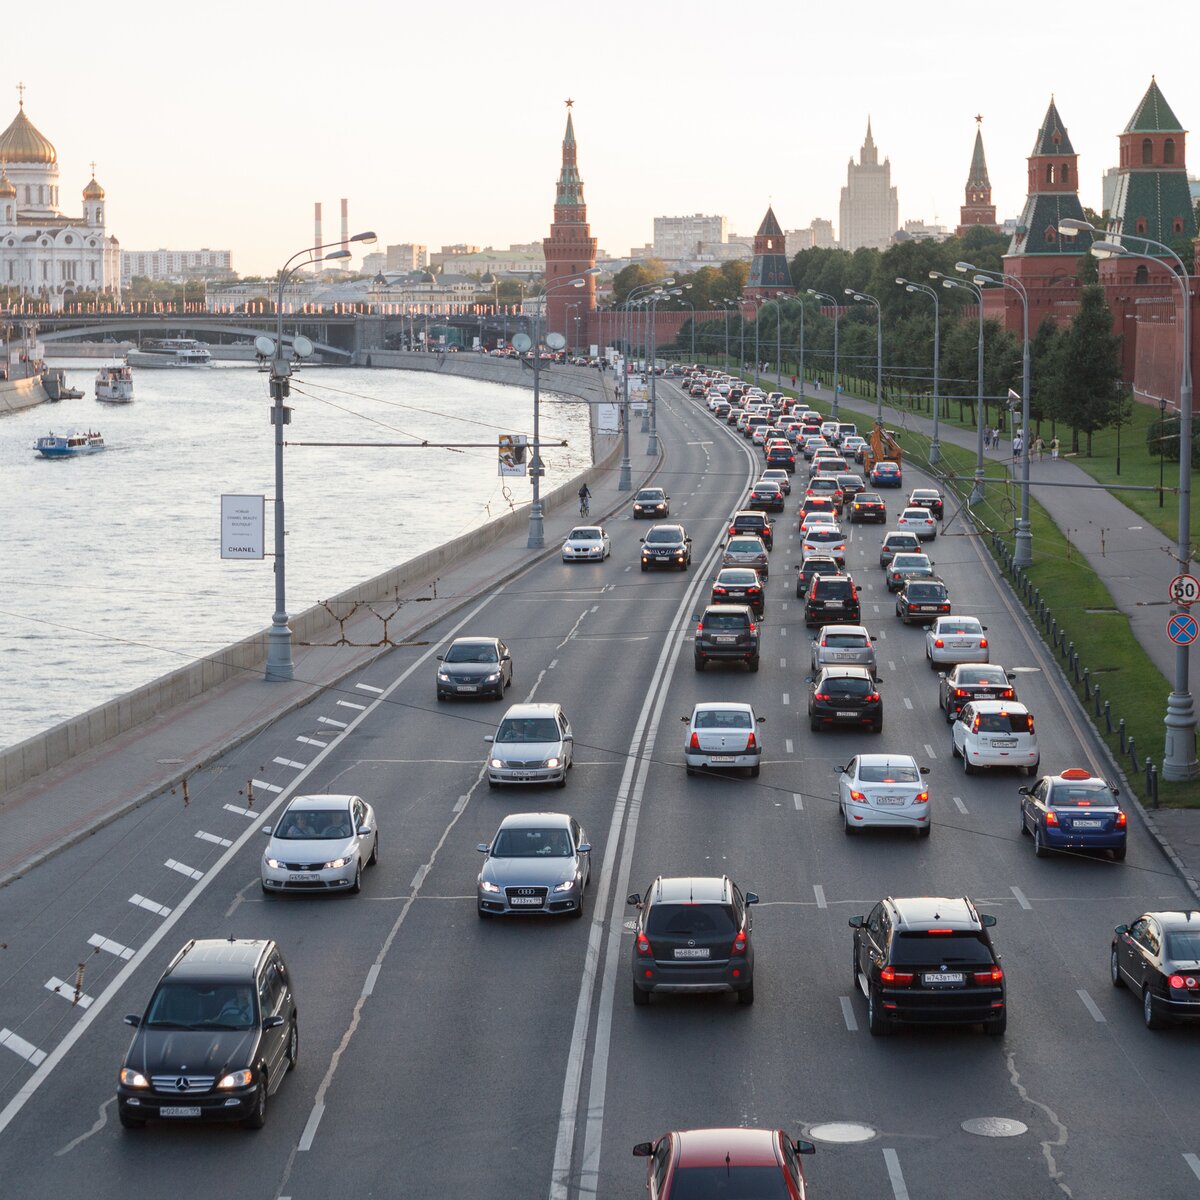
[498,434,528,476]
[220,494,265,560]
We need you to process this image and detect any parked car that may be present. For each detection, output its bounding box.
[640,524,692,571]
[436,636,513,700]
[694,604,760,672]
[952,700,1039,775]
[811,623,877,674]
[1020,767,1125,860]
[938,663,1016,723]
[1111,909,1200,1028]
[633,1128,815,1197]
[260,794,379,895]
[804,573,861,626]
[807,665,883,732]
[476,811,590,918]
[710,567,765,615]
[896,577,951,624]
[837,754,931,837]
[925,616,988,666]
[682,701,765,777]
[485,702,574,788]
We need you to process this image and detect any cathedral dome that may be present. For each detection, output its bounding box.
[0,168,15,199]
[0,103,57,165]
[83,176,105,200]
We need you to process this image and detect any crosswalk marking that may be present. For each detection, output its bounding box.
[129,894,171,917]
[0,1028,46,1067]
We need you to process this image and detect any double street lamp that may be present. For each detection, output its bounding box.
[931,270,987,505]
[846,288,883,423]
[807,289,840,419]
[896,276,941,464]
[647,286,684,456]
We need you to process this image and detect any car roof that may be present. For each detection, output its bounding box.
[716,567,759,578]
[647,524,686,535]
[727,536,766,548]
[857,753,919,768]
[288,794,356,811]
[901,507,931,515]
[821,624,869,636]
[702,603,754,616]
[566,527,603,537]
[450,636,500,646]
[675,1127,781,1168]
[169,938,271,980]
[883,530,919,540]
[893,553,930,562]
[652,876,734,905]
[732,509,769,519]
[501,703,562,718]
[888,896,982,930]
[692,702,756,716]
[968,700,1030,713]
[817,665,873,679]
[1145,910,1200,931]
[933,615,982,627]
[496,811,572,830]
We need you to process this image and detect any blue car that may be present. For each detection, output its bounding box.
[1018,768,1126,861]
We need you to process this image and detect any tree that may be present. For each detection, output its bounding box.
[1056,284,1122,455]
[1028,317,1068,430]
[611,260,668,304]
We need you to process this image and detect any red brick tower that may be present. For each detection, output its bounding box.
[744,205,795,301]
[543,102,597,343]
[956,116,999,236]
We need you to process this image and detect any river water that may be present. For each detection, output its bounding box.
[0,359,591,752]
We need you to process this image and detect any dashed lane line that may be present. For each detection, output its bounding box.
[793,794,803,810]
[0,1029,46,1067]
[883,1149,911,1200]
[128,894,171,917]
[45,978,93,1010]
[902,698,913,710]
[355,683,384,694]
[1183,1154,1200,1184]
[87,934,134,961]
[813,884,827,909]
[1076,989,1106,1023]
[1011,886,1032,910]
[165,859,203,881]
[924,743,937,759]
[272,757,307,770]
[953,796,968,815]
[317,716,348,729]
[336,700,367,711]
[839,996,858,1032]
[225,803,257,818]
[251,779,282,794]
[297,736,328,749]
[195,831,233,848]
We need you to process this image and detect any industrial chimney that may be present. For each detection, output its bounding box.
[313,202,323,273]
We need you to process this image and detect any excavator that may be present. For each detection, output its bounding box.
[860,421,902,474]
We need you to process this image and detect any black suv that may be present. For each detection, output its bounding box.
[695,604,760,672]
[628,875,759,1006]
[804,574,861,627]
[808,665,883,732]
[727,510,774,550]
[118,938,298,1130]
[849,896,1006,1036]
[836,473,866,507]
[765,443,797,473]
[640,524,692,571]
[795,555,841,599]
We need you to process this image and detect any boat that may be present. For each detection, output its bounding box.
[34,430,106,458]
[126,338,212,368]
[42,369,85,402]
[95,363,134,403]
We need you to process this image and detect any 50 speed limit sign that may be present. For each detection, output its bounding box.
[1169,574,1199,605]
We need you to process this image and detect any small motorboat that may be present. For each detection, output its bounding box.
[34,430,106,458]
[96,363,134,403]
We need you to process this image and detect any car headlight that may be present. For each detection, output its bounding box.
[264,857,284,870]
[323,856,352,869]
[545,757,560,769]
[490,757,504,769]
[119,1068,149,1089]
[479,880,501,893]
[437,671,451,681]
[553,879,577,892]
[217,1069,254,1090]
[484,672,500,682]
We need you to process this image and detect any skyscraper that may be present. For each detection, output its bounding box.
[838,119,898,251]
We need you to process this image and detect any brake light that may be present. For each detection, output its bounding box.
[867,692,880,702]
[934,639,944,648]
[979,638,988,649]
[926,929,954,935]
[1115,811,1127,828]
[748,622,757,634]
[636,932,652,956]
[713,586,727,595]
[849,790,866,802]
[1044,810,1059,826]
[880,966,913,985]
[746,732,758,751]
[696,623,704,635]
[728,525,737,535]
[689,732,701,750]
[972,717,981,733]
[954,688,968,697]
[1170,974,1199,990]
[1001,689,1013,699]
[973,966,1004,984]
[732,930,748,955]
[914,791,929,804]
[814,693,830,702]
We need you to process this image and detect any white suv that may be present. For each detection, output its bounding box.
[952,701,1039,776]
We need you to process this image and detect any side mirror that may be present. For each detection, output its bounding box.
[756,716,766,724]
[848,915,865,928]
[681,716,690,723]
[357,826,372,836]
[1017,786,1029,796]
[834,765,846,774]
[627,893,642,907]
[263,1014,286,1030]
[1114,924,1129,935]
[123,1014,141,1028]
[1006,671,1016,679]
[436,654,445,662]
[477,843,490,854]
[980,914,998,928]
[745,892,759,905]
[633,1142,653,1158]
[484,734,494,743]
[578,843,592,854]
[937,671,947,679]
[794,1139,816,1155]
[982,626,988,632]
[639,538,645,544]
[919,766,930,775]
[804,676,814,684]
[261,826,273,836]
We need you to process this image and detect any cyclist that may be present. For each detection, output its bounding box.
[578,483,591,516]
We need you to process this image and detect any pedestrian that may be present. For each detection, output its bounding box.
[791,374,797,389]
[1012,435,1023,463]
[1050,436,1060,461]
[1033,435,1044,462]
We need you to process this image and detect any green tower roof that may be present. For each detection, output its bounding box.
[967,126,990,188]
[1124,77,1184,133]
[1033,98,1075,155]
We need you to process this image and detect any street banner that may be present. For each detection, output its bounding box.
[498,434,527,476]
[220,494,265,560]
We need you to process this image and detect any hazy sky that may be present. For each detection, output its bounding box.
[2,0,1192,275]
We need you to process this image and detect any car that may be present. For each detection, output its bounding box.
[260,794,379,895]
[710,567,765,615]
[907,487,945,519]
[722,535,770,577]
[919,614,987,666]
[838,754,931,837]
[811,623,876,674]
[820,420,840,441]
[801,524,847,565]
[805,475,844,507]
[849,896,1006,1035]
[807,665,883,732]
[633,1128,816,1198]
[632,487,670,518]
[435,635,513,700]
[761,467,792,495]
[1020,767,1126,860]
[849,491,887,523]
[810,451,848,478]
[627,875,759,1005]
[834,421,859,446]
[879,530,922,567]
[804,573,861,627]
[1111,909,1200,1028]
[836,473,866,506]
[886,552,935,592]
[897,506,938,541]
[683,701,765,776]
[871,460,903,487]
[952,700,1039,775]
[117,938,298,1129]
[561,525,611,562]
[694,603,760,671]
[485,702,574,788]
[798,495,838,529]
[896,577,951,623]
[751,425,772,446]
[640,523,692,570]
[795,554,842,598]
[799,508,838,534]
[713,401,730,419]
[938,663,1016,723]
[802,435,828,460]
[747,481,786,512]
[728,510,774,550]
[843,435,868,460]
[765,443,797,473]
[476,811,591,918]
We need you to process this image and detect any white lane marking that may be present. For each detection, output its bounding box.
[784,738,795,754]
[590,604,599,614]
[782,692,790,706]
[873,604,881,613]
[624,565,632,572]
[297,1102,325,1152]
[780,627,787,638]
[876,629,886,639]
[883,1148,911,1200]
[297,736,328,748]
[88,934,135,960]
[781,602,787,610]
[411,865,428,889]
[902,698,913,710]
[363,964,381,998]
[1077,989,1106,1023]
[129,894,171,917]
[355,683,384,694]
[924,743,937,759]
[53,1097,113,1157]
[452,795,469,814]
[549,658,559,669]
[793,794,803,810]
[524,668,547,703]
[337,700,367,711]
[779,657,786,668]
[196,831,233,848]
[317,716,348,729]
[165,859,203,881]
[251,779,282,794]
[953,796,968,815]
[45,978,93,1009]
[557,609,589,649]
[1184,1154,1200,1183]
[813,884,827,909]
[272,757,307,770]
[0,1029,46,1067]
[888,661,896,672]
[840,996,858,1031]
[1011,886,1032,910]
[225,803,256,818]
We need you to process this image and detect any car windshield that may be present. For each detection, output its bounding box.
[857,494,883,504]
[719,571,757,585]
[694,709,753,730]
[939,621,981,634]
[958,667,1006,685]
[893,555,929,568]
[646,903,737,937]
[636,490,665,502]
[890,934,994,965]
[496,717,561,743]
[1048,782,1113,806]
[645,528,683,544]
[445,643,498,664]
[275,809,352,839]
[492,828,572,857]
[902,509,930,520]
[977,712,1032,733]
[823,677,872,696]
[817,580,853,597]
[667,1166,791,1200]
[145,981,256,1030]
[1166,931,1200,960]
[703,613,749,631]
[886,536,920,550]
[860,763,920,783]
[825,633,867,647]
[567,527,601,541]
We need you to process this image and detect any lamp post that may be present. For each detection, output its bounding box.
[933,271,987,505]
[619,280,668,488]
[752,297,763,387]
[718,298,735,369]
[774,293,786,389]
[265,229,376,681]
[1159,396,1168,507]
[797,294,806,401]
[897,277,941,465]
[1060,216,1196,779]
[679,298,696,364]
[847,288,883,423]
[647,287,682,456]
[807,289,840,418]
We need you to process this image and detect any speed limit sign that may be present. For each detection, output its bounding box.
[1169,574,1200,605]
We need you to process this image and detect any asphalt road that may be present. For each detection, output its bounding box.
[0,380,1198,1199]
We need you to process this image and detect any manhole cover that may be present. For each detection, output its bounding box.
[962,1117,1027,1138]
[806,1122,876,1144]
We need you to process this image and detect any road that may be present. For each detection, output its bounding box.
[0,380,1197,1199]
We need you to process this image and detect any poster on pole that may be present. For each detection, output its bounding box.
[221,494,265,560]
[597,394,619,433]
[498,434,527,476]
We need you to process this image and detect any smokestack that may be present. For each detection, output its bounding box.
[340,198,349,263]
[314,203,322,273]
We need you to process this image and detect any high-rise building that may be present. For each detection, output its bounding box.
[543,103,597,340]
[744,206,794,300]
[810,218,836,249]
[653,213,727,261]
[121,248,233,283]
[386,243,428,271]
[957,117,1000,236]
[838,119,898,251]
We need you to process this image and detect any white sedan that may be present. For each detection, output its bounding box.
[801,524,847,564]
[683,702,765,778]
[896,506,938,541]
[836,754,931,837]
[561,525,611,561]
[926,616,989,667]
[261,793,379,895]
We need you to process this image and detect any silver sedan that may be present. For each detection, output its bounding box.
[683,701,765,777]
[836,754,931,837]
[926,616,989,668]
[722,535,770,577]
[811,624,877,675]
[261,794,379,895]
[477,811,591,919]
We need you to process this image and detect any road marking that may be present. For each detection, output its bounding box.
[813,884,827,909]
[251,779,282,794]
[524,668,547,703]
[953,796,968,815]
[782,692,790,706]
[902,698,913,710]
[225,803,256,817]
[297,736,328,748]
[557,609,589,649]
[452,795,469,814]
[784,738,794,754]
[88,934,134,961]
[839,996,858,1031]
[883,1148,910,1200]
[887,660,896,672]
[781,602,787,610]
[873,604,880,613]
[549,658,559,669]
[165,859,203,881]
[337,700,367,711]
[0,1029,46,1067]
[297,1102,325,1152]
[411,865,429,889]
[1184,1154,1200,1183]
[355,683,384,694]
[272,757,307,770]
[363,964,381,998]
[590,605,599,614]
[924,743,936,759]
[780,627,787,637]
[128,894,171,917]
[793,794,803,810]
[45,978,93,1009]
[317,716,348,729]
[196,831,233,848]
[624,565,632,572]
[1011,886,1032,910]
[1076,988,1106,1023]
[779,657,786,668]
[876,629,886,639]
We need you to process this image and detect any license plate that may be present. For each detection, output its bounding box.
[709,755,737,763]
[876,796,905,806]
[836,710,857,718]
[1073,819,1103,828]
[826,600,843,608]
[923,972,964,986]
[510,896,543,906]
[919,605,937,611]
[714,635,737,644]
[990,739,1018,748]
[160,1106,202,1118]
[950,640,973,648]
[834,653,855,660]
[510,771,538,780]
[674,948,710,959]
[289,873,319,881]
[456,685,478,693]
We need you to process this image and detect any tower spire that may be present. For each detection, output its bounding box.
[956,116,998,236]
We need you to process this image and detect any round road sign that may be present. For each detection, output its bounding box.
[1169,574,1199,605]
[1167,613,1199,646]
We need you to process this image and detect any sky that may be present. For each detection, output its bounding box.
[2,0,1194,276]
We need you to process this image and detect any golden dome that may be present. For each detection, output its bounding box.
[83,176,104,200]
[0,167,15,199]
[0,103,57,165]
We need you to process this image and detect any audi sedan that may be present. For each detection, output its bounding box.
[1020,767,1125,860]
[633,1128,816,1198]
[485,702,574,788]
[925,616,989,667]
[640,524,692,571]
[849,492,887,523]
[837,754,931,837]
[896,506,938,541]
[476,811,590,919]
[710,567,765,614]
[722,536,770,577]
[683,702,765,777]
[561,525,610,562]
[1111,910,1200,1028]
[907,487,945,519]
[938,663,1016,723]
[261,794,379,895]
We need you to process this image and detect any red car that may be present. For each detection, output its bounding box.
[634,1127,816,1198]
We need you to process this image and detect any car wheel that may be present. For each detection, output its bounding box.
[928,654,938,670]
[749,764,761,778]
[842,804,855,835]
[556,771,567,789]
[1111,947,1125,988]
[632,981,650,1007]
[368,835,379,866]
[686,764,697,776]
[919,822,931,838]
[867,985,890,1036]
[810,718,821,732]
[436,691,446,702]
[747,657,760,673]
[261,881,273,897]
[1024,761,1038,777]
[640,563,647,572]
[1033,826,1048,858]
[570,898,584,920]
[694,657,705,672]
[487,778,498,790]
[945,704,955,724]
[1143,986,1166,1030]
[349,861,362,894]
[286,1019,299,1070]
[243,1078,267,1129]
[477,904,492,919]
[962,751,974,775]
[985,1012,1007,1037]
[737,982,755,1006]
[1112,844,1127,862]
[119,1111,145,1130]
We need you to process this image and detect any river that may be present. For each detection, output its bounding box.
[0,359,591,751]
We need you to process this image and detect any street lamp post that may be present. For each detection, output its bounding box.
[847,288,883,423]
[774,293,786,389]
[934,272,987,504]
[807,290,840,418]
[679,298,696,364]
[897,277,941,465]
[797,296,806,401]
[647,287,682,456]
[265,229,376,681]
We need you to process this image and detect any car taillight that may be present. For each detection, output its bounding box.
[713,586,726,595]
[696,623,705,635]
[732,930,748,955]
[954,688,968,697]
[743,731,759,753]
[880,967,913,985]
[973,966,1004,984]
[1001,689,1013,699]
[689,732,701,750]
[914,791,929,804]
[972,717,981,732]
[748,622,757,634]
[636,932,652,956]
[1115,811,1127,828]
[1045,810,1059,826]
[814,692,830,702]
[979,638,988,649]
[934,639,944,648]
[728,526,736,535]
[849,790,866,802]
[1170,974,1199,990]
[867,692,880,702]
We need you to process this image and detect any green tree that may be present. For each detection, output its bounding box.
[611,260,669,304]
[1057,284,1122,455]
[1028,317,1068,430]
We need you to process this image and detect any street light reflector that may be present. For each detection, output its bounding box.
[928,271,941,280]
[1091,240,1125,256]
[1058,218,1093,235]
[255,335,276,357]
[942,280,954,289]
[293,335,314,359]
[954,261,975,273]
[351,231,377,244]
[844,288,854,295]
[324,249,351,260]
[662,278,676,286]
[895,277,907,285]
[511,333,532,352]
[972,276,990,286]
[545,332,567,350]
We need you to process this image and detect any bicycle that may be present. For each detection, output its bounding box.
[579,495,590,517]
